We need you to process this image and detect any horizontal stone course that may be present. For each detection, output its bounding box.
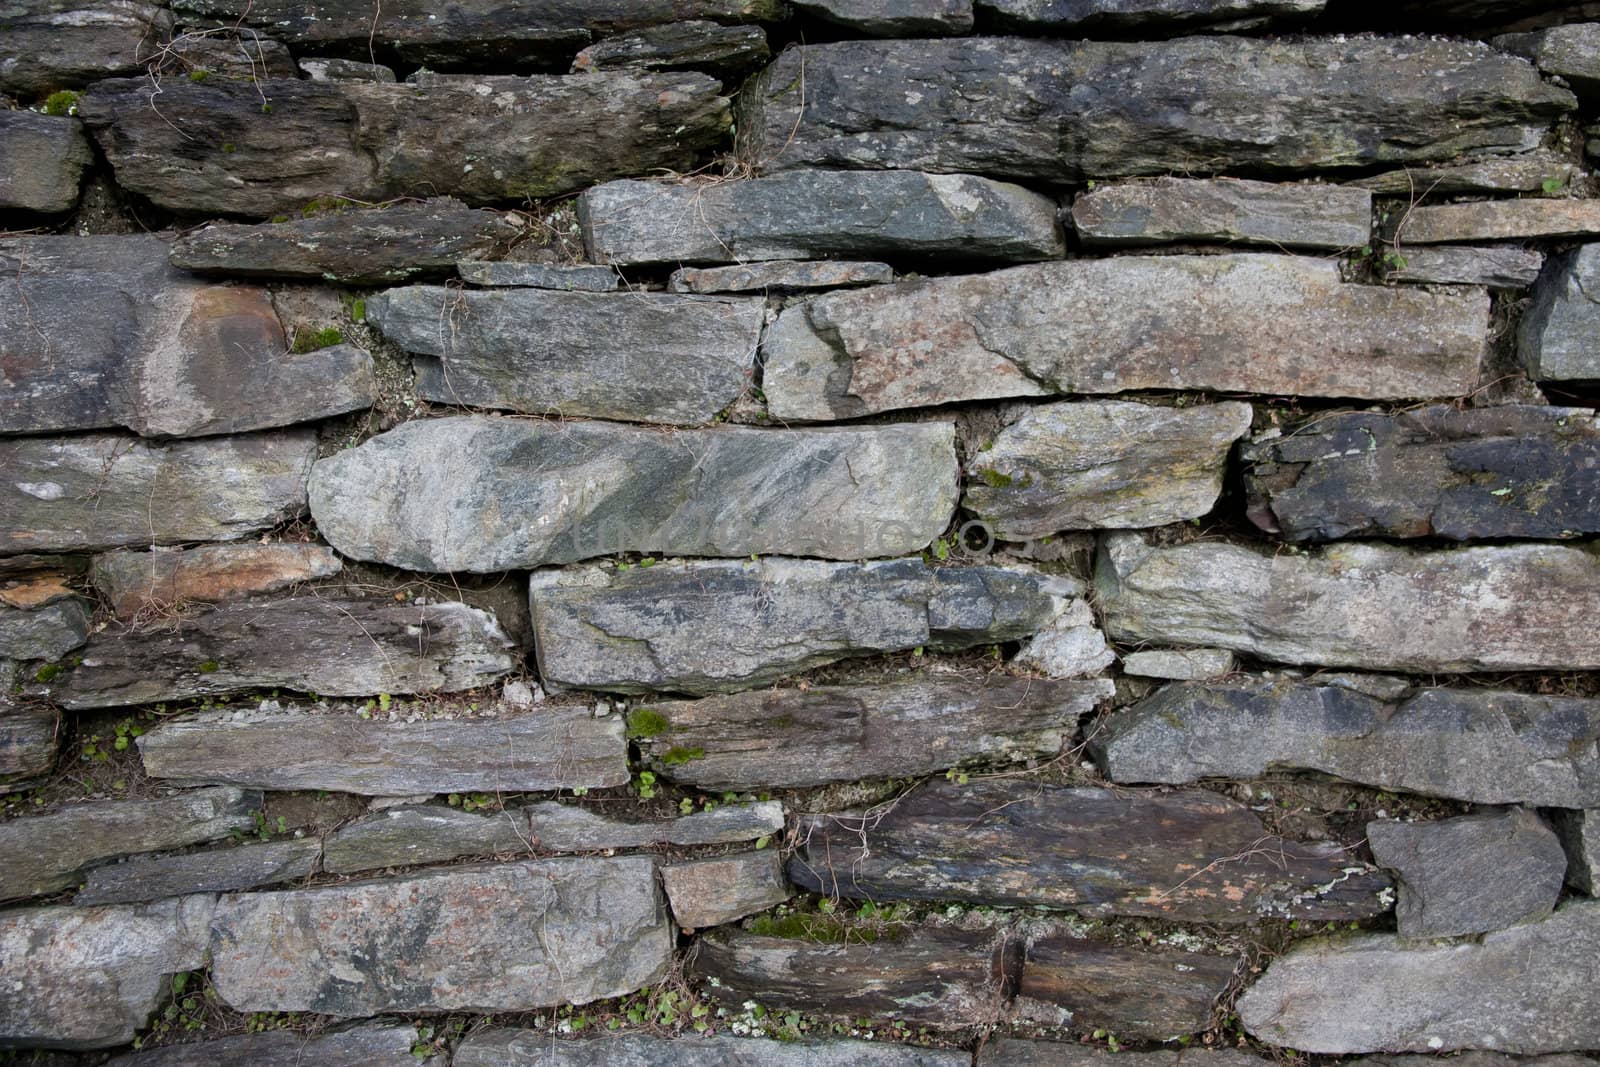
[1070,177,1370,249]
[454,1031,971,1065]
[1393,199,1600,244]
[75,838,323,906]
[102,1022,426,1066]
[1387,246,1544,287]
[91,544,343,619]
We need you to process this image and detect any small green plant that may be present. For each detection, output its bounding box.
[447,792,494,813]
[188,68,210,82]
[978,468,1013,488]
[349,298,367,322]
[1093,1029,1123,1052]
[633,770,658,800]
[944,767,970,786]
[377,692,392,712]
[1543,176,1566,195]
[290,326,343,353]
[34,663,62,683]
[660,745,704,766]
[41,90,79,116]
[625,708,669,739]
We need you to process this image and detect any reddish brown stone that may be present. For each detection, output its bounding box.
[91,544,342,619]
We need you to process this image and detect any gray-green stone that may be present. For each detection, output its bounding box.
[1071,177,1370,249]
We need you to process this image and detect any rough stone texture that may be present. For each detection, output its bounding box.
[1520,243,1600,381]
[79,72,730,216]
[1351,149,1581,196]
[1387,246,1544,287]
[91,544,343,618]
[170,201,522,284]
[76,838,323,906]
[1497,24,1600,95]
[1121,648,1236,680]
[0,599,89,662]
[1394,199,1600,244]
[965,400,1253,538]
[1016,936,1236,1038]
[980,1047,1279,1067]
[49,597,514,709]
[312,418,957,571]
[323,806,532,874]
[1094,677,1600,807]
[1,235,371,438]
[207,858,672,1014]
[1071,178,1370,249]
[571,21,769,78]
[0,895,214,1050]
[102,1022,426,1066]
[525,799,786,850]
[0,697,57,792]
[1241,405,1600,541]
[456,262,620,290]
[1013,599,1116,679]
[0,111,92,214]
[1095,533,1600,672]
[662,851,790,929]
[669,260,894,294]
[692,927,1005,1026]
[299,57,397,82]
[1552,810,1599,893]
[0,787,259,902]
[578,171,1063,267]
[1368,808,1566,938]
[1238,899,1600,1053]
[634,675,1112,790]
[368,290,761,424]
[789,0,974,34]
[790,780,1389,922]
[976,0,1322,32]
[139,705,624,794]
[529,559,1076,695]
[738,38,1572,181]
[0,0,172,94]
[762,256,1486,421]
[150,33,297,80]
[455,1031,971,1066]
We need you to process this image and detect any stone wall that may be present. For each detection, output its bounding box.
[2,0,1599,1063]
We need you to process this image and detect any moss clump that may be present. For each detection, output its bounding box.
[290,327,343,353]
[348,298,366,323]
[196,660,220,674]
[301,196,348,218]
[41,90,79,116]
[626,708,670,739]
[188,69,210,82]
[34,664,62,683]
[979,468,1013,489]
[747,913,880,944]
[660,745,705,766]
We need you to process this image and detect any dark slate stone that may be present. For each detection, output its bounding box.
[1391,199,1600,244]
[0,688,58,793]
[1520,243,1600,382]
[1386,246,1544,288]
[787,0,974,34]
[976,0,1322,33]
[150,32,297,80]
[75,838,323,905]
[322,805,532,873]
[1552,809,1599,893]
[1016,936,1236,1038]
[455,1031,971,1066]
[570,21,769,78]
[0,599,89,662]
[103,1022,426,1066]
[979,1047,1263,1067]
[299,56,397,81]
[668,260,894,294]
[524,799,786,851]
[0,1,172,94]
[1070,176,1369,249]
[1352,148,1580,196]
[0,110,92,213]
[1497,23,1600,96]
[455,262,620,290]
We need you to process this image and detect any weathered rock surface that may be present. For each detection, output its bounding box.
[529,559,1078,694]
[976,0,1323,32]
[1497,24,1600,96]
[762,256,1486,420]
[634,675,1112,789]
[323,805,532,873]
[369,289,761,424]
[207,858,672,1014]
[1520,243,1600,381]
[0,1,172,94]
[140,705,623,793]
[76,838,323,906]
[170,201,521,284]
[149,32,297,80]
[0,599,89,662]
[789,0,974,34]
[525,799,786,850]
[965,400,1253,538]
[0,698,57,792]
[49,597,514,708]
[456,262,620,290]
[1352,148,1581,196]
[1016,936,1235,1038]
[1238,899,1600,1053]
[1071,178,1370,249]
[578,171,1063,267]
[455,1031,971,1066]
[669,260,894,294]
[978,1046,1262,1067]
[0,895,214,1050]
[312,418,956,571]
[1394,199,1600,244]
[692,927,1005,1026]
[1012,598,1116,679]
[1241,405,1600,541]
[0,111,91,214]
[1368,808,1566,938]
[738,38,1572,180]
[1121,649,1235,680]
[1095,677,1600,806]
[91,544,342,618]
[1096,534,1600,672]
[790,780,1390,922]
[1387,246,1544,287]
[571,21,768,77]
[1553,810,1599,893]
[299,57,397,82]
[662,851,789,929]
[103,1022,426,1066]
[0,787,259,902]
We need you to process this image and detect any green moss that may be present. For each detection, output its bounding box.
[41,90,79,117]
[290,327,342,353]
[660,746,705,766]
[978,468,1013,489]
[34,664,62,683]
[348,298,366,323]
[301,196,348,218]
[626,708,670,739]
[747,913,880,944]
[188,69,210,82]
[196,660,220,674]
[269,214,290,224]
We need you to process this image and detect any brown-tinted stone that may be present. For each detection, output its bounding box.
[91,544,342,618]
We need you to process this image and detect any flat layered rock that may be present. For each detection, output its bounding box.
[103,1022,426,1066]
[1553,810,1599,893]
[1369,808,1565,938]
[1017,936,1235,1038]
[1241,405,1600,541]
[170,201,521,284]
[1095,534,1600,672]
[633,675,1112,790]
[323,805,532,873]
[788,0,973,34]
[76,838,323,906]
[1071,178,1369,249]
[762,256,1486,420]
[140,705,623,794]
[1094,677,1600,806]
[0,896,214,1050]
[1,235,372,438]
[1387,246,1544,287]
[49,597,514,709]
[662,851,789,929]
[976,0,1322,32]
[1121,649,1235,680]
[979,1047,1262,1067]
[1520,243,1600,381]
[0,699,58,792]
[1394,199,1600,244]
[1497,23,1600,95]
[0,110,91,213]
[669,260,894,294]
[311,417,956,572]
[525,800,785,850]
[570,21,768,77]
[455,1032,971,1066]
[0,599,89,662]
[529,559,1079,694]
[578,171,1063,267]
[738,38,1572,180]
[91,544,343,618]
[369,289,761,424]
[299,57,397,81]
[456,262,620,290]
[0,787,259,902]
[207,858,672,1014]
[1352,149,1581,196]
[790,780,1390,922]
[0,1,172,94]
[965,400,1253,538]
[1239,900,1600,1053]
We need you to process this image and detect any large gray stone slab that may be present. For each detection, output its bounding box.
[207,858,672,1014]
[788,0,973,35]
[1387,246,1544,288]
[0,1,172,94]
[578,171,1063,267]
[323,805,532,874]
[0,787,259,902]
[1393,199,1600,244]
[455,1031,971,1066]
[139,705,624,794]
[1071,178,1369,249]
[1369,808,1566,938]
[525,799,785,850]
[91,543,343,619]
[965,400,1253,538]
[661,851,789,929]
[1520,243,1600,381]
[1241,405,1600,541]
[1094,677,1600,806]
[0,110,91,214]
[1352,149,1582,196]
[103,1022,427,1066]
[738,37,1572,181]
[0,598,88,662]
[1497,23,1600,96]
[1096,534,1600,672]
[0,895,214,1050]
[369,288,762,424]
[763,256,1486,421]
[976,0,1322,32]
[1239,899,1600,1053]
[76,838,323,906]
[310,417,958,572]
[1553,810,1599,893]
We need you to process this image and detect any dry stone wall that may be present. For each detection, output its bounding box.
[2,0,1599,1062]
